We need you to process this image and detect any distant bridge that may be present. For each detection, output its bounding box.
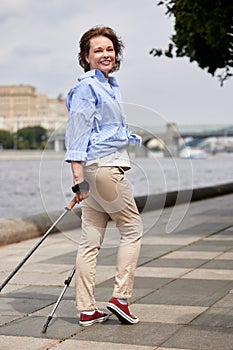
[178,125,233,139]
[138,124,233,141]
[49,123,233,156]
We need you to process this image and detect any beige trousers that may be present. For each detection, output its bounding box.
[76,165,143,311]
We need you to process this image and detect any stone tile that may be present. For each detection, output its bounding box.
[0,271,15,284]
[2,270,75,287]
[137,256,155,266]
[213,293,233,307]
[33,299,77,318]
[0,335,58,350]
[95,266,116,285]
[215,252,233,260]
[135,267,192,279]
[139,245,180,258]
[198,208,233,217]
[161,251,222,260]
[0,285,27,295]
[22,245,75,259]
[157,348,191,350]
[73,320,182,347]
[3,285,75,300]
[42,251,76,265]
[0,315,81,339]
[180,240,233,252]
[19,263,75,274]
[163,325,233,350]
[0,260,30,272]
[138,279,233,307]
[43,247,118,266]
[143,258,208,269]
[94,254,118,266]
[132,304,207,324]
[0,239,42,253]
[141,235,201,246]
[175,222,229,237]
[93,287,114,302]
[191,307,233,327]
[0,253,55,268]
[58,232,82,246]
[51,339,155,350]
[0,247,23,258]
[30,248,76,261]
[0,297,54,316]
[0,315,22,326]
[205,234,233,241]
[98,246,118,257]
[200,259,233,270]
[97,276,172,290]
[182,268,233,280]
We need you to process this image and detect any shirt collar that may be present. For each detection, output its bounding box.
[78,69,118,87]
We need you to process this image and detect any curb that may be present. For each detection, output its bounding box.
[0,208,82,247]
[0,182,233,246]
[135,182,233,212]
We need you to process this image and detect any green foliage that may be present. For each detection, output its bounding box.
[15,126,47,149]
[150,0,233,85]
[0,130,14,149]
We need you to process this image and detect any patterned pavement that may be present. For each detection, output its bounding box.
[0,194,233,350]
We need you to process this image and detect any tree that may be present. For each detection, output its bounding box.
[15,126,47,149]
[0,130,14,149]
[150,0,233,85]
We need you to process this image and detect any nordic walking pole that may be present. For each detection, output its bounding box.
[41,265,76,333]
[0,197,77,293]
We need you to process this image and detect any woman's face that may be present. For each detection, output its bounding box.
[86,35,116,77]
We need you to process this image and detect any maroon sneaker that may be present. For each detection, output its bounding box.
[107,297,139,324]
[79,309,109,327]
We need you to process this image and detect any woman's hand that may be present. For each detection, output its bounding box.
[71,161,90,203]
[75,188,90,203]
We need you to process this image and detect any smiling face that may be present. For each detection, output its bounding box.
[85,35,116,77]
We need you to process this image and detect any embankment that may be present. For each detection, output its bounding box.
[1,182,233,246]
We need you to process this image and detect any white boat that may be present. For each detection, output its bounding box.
[179,147,207,159]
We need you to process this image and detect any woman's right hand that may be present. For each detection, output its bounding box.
[71,161,90,203]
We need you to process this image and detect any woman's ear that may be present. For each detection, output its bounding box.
[85,54,90,64]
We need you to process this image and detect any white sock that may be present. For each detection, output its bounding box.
[82,310,96,315]
[116,298,128,305]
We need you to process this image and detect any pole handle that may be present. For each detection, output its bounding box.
[66,196,77,210]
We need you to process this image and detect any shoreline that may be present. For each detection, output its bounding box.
[0,150,65,160]
[1,149,233,161]
[1,181,233,246]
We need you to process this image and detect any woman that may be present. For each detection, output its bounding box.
[65,26,143,327]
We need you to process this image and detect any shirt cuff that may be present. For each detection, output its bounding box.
[65,150,87,162]
[128,133,142,147]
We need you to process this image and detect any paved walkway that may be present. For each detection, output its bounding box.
[0,194,233,350]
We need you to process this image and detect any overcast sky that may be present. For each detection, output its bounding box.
[1,0,233,126]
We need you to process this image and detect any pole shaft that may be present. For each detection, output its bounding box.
[41,266,76,333]
[0,209,69,292]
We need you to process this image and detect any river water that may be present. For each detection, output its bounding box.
[0,152,233,218]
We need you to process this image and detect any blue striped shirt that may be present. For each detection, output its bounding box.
[65,69,141,162]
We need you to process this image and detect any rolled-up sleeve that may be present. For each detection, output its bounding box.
[127,130,142,147]
[65,84,96,162]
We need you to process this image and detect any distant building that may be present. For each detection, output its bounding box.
[0,85,67,132]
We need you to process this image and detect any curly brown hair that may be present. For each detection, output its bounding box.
[78,26,124,72]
